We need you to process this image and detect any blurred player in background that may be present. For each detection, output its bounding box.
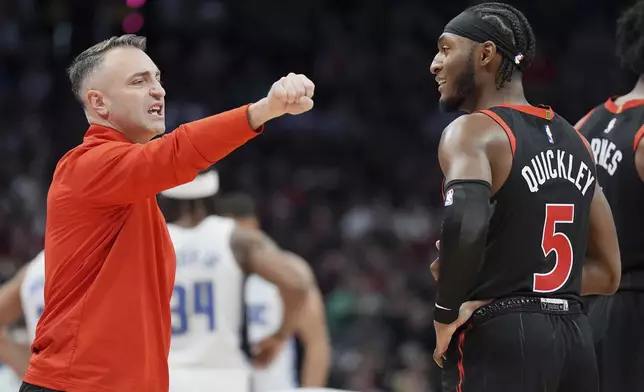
[0,251,45,385]
[216,192,331,391]
[158,171,314,392]
[575,2,644,390]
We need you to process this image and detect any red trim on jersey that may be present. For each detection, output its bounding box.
[494,104,554,120]
[456,325,471,392]
[574,107,596,131]
[477,109,516,156]
[604,97,644,114]
[634,124,644,152]
[573,128,594,161]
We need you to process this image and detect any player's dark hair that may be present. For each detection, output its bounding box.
[67,34,147,104]
[215,193,257,219]
[467,3,537,88]
[616,1,644,75]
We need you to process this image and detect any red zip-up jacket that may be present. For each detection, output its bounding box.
[23,105,261,392]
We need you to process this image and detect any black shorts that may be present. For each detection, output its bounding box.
[19,382,62,392]
[585,291,644,391]
[442,296,598,392]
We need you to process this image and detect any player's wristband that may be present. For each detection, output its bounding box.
[434,305,459,324]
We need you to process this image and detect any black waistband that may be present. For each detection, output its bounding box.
[619,269,644,291]
[470,296,582,325]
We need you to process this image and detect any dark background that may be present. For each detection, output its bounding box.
[0,0,638,390]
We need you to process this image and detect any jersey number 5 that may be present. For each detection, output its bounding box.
[171,281,216,335]
[533,204,575,293]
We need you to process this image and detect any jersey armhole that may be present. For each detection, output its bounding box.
[476,109,516,156]
[573,128,595,163]
[633,124,644,152]
[441,177,446,202]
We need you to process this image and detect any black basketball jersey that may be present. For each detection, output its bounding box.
[578,98,644,291]
[467,105,596,302]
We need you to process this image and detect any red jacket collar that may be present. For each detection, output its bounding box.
[84,124,134,143]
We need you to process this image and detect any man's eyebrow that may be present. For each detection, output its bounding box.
[128,70,161,79]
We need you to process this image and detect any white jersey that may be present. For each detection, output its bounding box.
[246,275,298,391]
[19,250,45,340]
[167,215,249,391]
[0,364,22,391]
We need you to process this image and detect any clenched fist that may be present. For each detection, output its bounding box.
[247,73,315,129]
[267,73,315,115]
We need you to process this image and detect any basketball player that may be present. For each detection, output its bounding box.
[216,193,331,391]
[0,251,45,379]
[158,172,314,392]
[428,3,621,391]
[575,2,644,390]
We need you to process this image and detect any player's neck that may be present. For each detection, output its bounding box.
[472,78,530,112]
[173,215,204,228]
[627,75,644,99]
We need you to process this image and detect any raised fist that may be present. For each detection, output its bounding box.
[266,73,315,116]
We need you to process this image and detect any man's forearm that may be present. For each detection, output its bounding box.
[434,180,492,324]
[581,259,620,295]
[276,291,307,338]
[247,98,278,130]
[300,341,331,387]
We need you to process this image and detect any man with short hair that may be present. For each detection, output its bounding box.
[21,34,315,392]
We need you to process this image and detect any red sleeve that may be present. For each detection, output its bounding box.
[72,105,261,205]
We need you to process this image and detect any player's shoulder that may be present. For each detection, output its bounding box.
[440,111,509,152]
[24,250,45,277]
[202,214,236,231]
[22,250,45,291]
[31,250,45,267]
[166,222,182,238]
[575,99,613,131]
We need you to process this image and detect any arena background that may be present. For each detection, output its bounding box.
[0,0,638,391]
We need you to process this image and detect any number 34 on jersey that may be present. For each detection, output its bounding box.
[171,281,216,335]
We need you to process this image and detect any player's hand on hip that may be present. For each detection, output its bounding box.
[252,333,287,369]
[433,299,492,368]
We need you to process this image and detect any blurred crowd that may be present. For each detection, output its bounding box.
[0,0,639,390]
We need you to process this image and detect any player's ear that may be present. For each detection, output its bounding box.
[480,41,497,67]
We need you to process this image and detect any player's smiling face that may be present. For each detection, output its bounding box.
[430,33,477,113]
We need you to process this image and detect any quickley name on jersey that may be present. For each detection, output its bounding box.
[521,149,595,196]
